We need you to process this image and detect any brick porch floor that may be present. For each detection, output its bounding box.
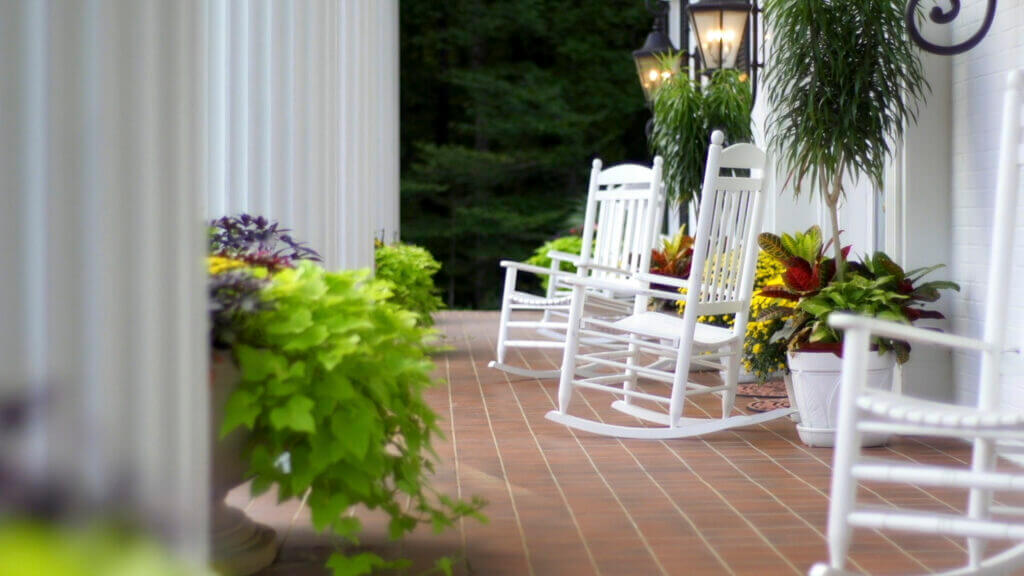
[245,310,1009,575]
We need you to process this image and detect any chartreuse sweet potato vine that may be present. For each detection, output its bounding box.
[374,242,445,327]
[220,262,485,575]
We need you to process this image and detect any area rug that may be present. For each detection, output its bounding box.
[736,379,787,398]
[746,398,791,412]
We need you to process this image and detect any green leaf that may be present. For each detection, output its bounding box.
[236,345,287,382]
[309,491,352,532]
[266,307,313,335]
[331,406,376,460]
[326,552,386,576]
[281,324,330,351]
[269,395,316,433]
[219,390,261,438]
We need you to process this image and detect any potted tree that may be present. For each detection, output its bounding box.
[757,228,958,446]
[764,0,927,280]
[763,0,930,446]
[650,62,753,225]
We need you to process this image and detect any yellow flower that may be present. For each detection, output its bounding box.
[207,256,247,275]
[753,343,764,354]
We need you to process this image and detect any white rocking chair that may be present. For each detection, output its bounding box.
[490,156,666,379]
[546,131,795,439]
[810,70,1024,576]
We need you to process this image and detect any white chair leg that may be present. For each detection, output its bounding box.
[622,337,640,406]
[668,338,696,427]
[721,346,740,418]
[495,267,517,364]
[827,327,871,571]
[557,284,587,414]
[967,437,997,567]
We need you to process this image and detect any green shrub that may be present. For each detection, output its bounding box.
[375,243,445,326]
[524,235,585,291]
[222,262,484,574]
[0,522,208,576]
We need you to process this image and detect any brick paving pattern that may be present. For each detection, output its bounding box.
[246,311,1014,575]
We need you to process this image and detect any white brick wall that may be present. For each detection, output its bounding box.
[949,0,1024,407]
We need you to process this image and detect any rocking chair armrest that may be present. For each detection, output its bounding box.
[499,260,580,279]
[559,275,685,302]
[546,250,581,266]
[828,313,992,353]
[635,272,690,289]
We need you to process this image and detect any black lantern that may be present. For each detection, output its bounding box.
[633,1,677,104]
[688,0,752,72]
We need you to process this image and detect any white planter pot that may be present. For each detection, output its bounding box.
[786,350,895,448]
[210,352,279,575]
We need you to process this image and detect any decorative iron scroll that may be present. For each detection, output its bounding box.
[905,0,997,55]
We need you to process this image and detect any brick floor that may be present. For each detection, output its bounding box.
[245,310,1014,575]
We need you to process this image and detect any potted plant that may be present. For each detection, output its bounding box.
[374,240,445,326]
[207,215,483,575]
[764,0,928,282]
[757,228,958,446]
[207,215,324,574]
[650,62,752,226]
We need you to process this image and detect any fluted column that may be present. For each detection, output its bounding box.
[0,0,209,563]
[207,0,400,270]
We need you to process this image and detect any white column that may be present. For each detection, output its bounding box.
[206,0,400,270]
[0,0,209,563]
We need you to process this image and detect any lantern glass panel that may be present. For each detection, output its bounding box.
[692,7,749,70]
[634,53,675,102]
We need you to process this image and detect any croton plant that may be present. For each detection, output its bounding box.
[756,226,959,363]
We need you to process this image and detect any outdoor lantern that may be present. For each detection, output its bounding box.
[632,3,676,104]
[688,0,752,72]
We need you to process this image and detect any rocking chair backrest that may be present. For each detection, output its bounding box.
[684,132,769,332]
[978,69,1024,411]
[579,157,665,283]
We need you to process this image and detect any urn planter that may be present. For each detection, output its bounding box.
[786,350,895,448]
[210,352,279,575]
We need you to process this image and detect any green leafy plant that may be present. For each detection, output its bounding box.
[222,262,484,575]
[764,0,928,280]
[796,274,915,360]
[756,228,959,363]
[375,242,446,327]
[524,235,586,291]
[650,62,753,206]
[0,522,209,576]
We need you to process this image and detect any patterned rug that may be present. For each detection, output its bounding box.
[746,398,791,412]
[736,380,788,398]
[737,379,791,412]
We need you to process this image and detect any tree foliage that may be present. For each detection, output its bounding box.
[650,67,752,206]
[764,0,928,279]
[401,0,653,309]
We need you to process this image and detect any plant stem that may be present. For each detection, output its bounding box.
[827,159,845,281]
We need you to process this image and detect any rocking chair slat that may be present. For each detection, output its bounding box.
[852,461,1024,491]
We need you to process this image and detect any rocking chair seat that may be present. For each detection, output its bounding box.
[509,290,573,308]
[856,389,1024,430]
[600,311,739,348]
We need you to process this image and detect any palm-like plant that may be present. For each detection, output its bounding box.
[764,0,928,280]
[650,61,752,207]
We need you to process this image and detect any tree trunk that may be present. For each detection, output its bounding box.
[826,162,845,281]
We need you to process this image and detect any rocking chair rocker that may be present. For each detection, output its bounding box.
[546,131,795,439]
[810,70,1024,576]
[490,156,666,379]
